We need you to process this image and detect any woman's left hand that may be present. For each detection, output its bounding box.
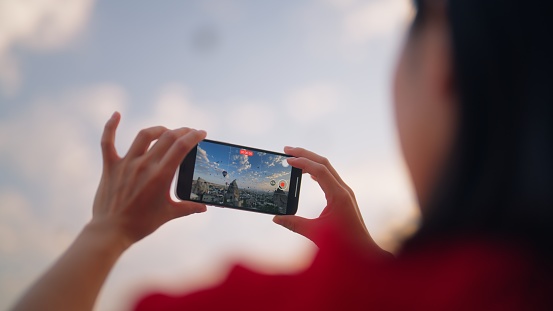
[273,147,390,258]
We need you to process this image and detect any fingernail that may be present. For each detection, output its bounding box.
[110,111,118,119]
[198,130,207,136]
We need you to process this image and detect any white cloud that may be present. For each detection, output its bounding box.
[232,154,251,172]
[321,0,360,10]
[150,86,279,142]
[68,84,128,129]
[0,84,127,217]
[266,171,289,180]
[343,0,412,44]
[300,0,412,62]
[285,83,341,123]
[0,0,95,95]
[3,84,129,171]
[151,84,216,132]
[196,145,210,163]
[0,190,32,255]
[199,0,244,23]
[225,101,276,137]
[266,155,286,168]
[0,52,19,96]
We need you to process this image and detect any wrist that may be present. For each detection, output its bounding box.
[82,219,133,255]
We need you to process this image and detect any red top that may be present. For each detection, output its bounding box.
[134,226,551,311]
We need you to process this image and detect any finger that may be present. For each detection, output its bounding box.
[285,146,354,197]
[285,148,368,237]
[284,146,345,184]
[126,126,168,158]
[273,215,316,242]
[286,157,347,202]
[168,200,207,219]
[159,129,207,177]
[146,127,192,162]
[101,112,121,166]
[288,153,365,230]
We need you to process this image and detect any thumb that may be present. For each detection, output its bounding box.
[273,215,315,241]
[170,201,207,219]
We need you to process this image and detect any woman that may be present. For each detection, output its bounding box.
[11,0,553,310]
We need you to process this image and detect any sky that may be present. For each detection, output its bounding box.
[0,0,419,310]
[192,142,292,192]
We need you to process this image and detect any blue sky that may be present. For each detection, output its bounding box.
[193,142,291,192]
[0,1,418,310]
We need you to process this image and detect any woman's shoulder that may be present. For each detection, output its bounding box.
[388,234,552,310]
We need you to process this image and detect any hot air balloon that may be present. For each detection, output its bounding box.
[222,171,228,178]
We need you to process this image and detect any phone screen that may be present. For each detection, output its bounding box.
[176,139,302,215]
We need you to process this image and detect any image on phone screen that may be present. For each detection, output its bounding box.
[176,139,302,215]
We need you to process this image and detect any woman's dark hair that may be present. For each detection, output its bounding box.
[407,0,553,257]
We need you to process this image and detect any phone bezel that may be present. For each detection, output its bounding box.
[176,139,301,215]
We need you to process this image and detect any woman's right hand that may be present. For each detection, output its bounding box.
[10,113,209,311]
[91,112,208,247]
[273,147,389,257]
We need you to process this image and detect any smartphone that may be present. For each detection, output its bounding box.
[176,139,302,215]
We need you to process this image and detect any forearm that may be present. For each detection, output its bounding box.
[11,221,129,311]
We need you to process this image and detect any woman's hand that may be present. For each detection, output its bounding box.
[273,147,389,256]
[11,113,208,311]
[92,112,208,247]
